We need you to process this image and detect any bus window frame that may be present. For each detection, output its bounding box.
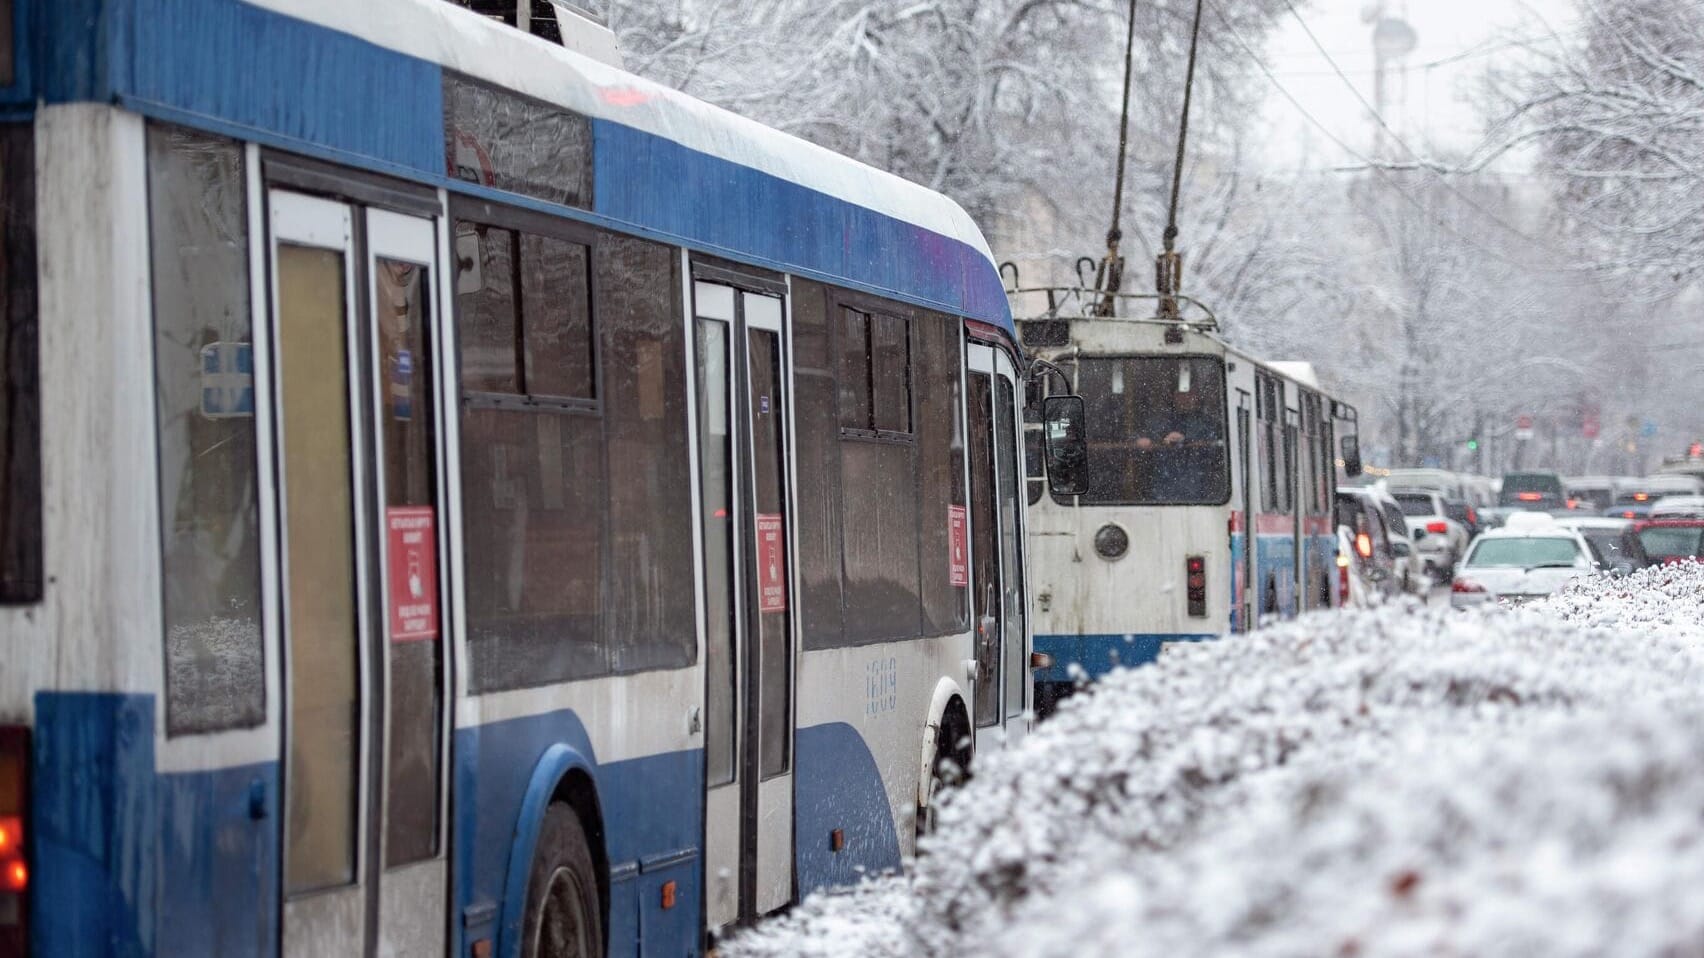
[0,121,37,603]
[1049,352,1232,508]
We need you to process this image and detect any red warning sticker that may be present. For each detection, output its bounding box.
[948,504,969,587]
[386,506,439,642]
[756,513,787,613]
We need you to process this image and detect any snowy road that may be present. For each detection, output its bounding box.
[725,567,1704,957]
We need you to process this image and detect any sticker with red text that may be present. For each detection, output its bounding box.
[948,504,969,587]
[386,506,439,642]
[756,513,787,613]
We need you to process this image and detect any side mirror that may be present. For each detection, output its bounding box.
[1042,395,1088,497]
[1340,434,1363,478]
[1412,527,1427,540]
[1392,540,1412,557]
[1610,560,1635,577]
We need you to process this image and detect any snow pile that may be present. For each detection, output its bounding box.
[726,564,1704,957]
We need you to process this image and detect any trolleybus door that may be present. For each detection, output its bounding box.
[967,344,1028,749]
[266,191,449,956]
[694,279,796,928]
[1236,393,1255,632]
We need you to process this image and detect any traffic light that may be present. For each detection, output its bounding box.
[1466,438,1479,451]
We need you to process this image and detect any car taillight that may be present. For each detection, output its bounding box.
[1634,492,1650,502]
[1426,521,1448,534]
[1337,553,1351,605]
[0,726,27,957]
[1186,556,1207,618]
[1451,579,1485,594]
[1355,532,1373,559]
[1466,507,1477,525]
[1517,492,1543,502]
[1622,511,1636,519]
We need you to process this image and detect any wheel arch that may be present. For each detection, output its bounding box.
[918,676,971,808]
[499,743,608,958]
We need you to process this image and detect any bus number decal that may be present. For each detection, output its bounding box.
[866,657,898,716]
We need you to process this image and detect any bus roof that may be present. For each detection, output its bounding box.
[37,0,1014,337]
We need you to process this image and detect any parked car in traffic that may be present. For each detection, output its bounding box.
[1564,476,1618,513]
[1389,488,1470,578]
[1632,519,1704,564]
[1335,487,1411,603]
[1451,513,1594,607]
[1442,497,1482,537]
[1553,515,1647,574]
[1500,471,1568,512]
[1609,475,1704,519]
[1367,488,1426,596]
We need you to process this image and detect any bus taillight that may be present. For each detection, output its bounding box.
[1186,556,1207,618]
[0,726,27,958]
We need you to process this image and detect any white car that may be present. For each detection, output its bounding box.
[1650,495,1704,519]
[1451,513,1595,607]
[1389,488,1470,578]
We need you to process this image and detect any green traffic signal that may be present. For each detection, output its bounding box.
[1466,439,1479,451]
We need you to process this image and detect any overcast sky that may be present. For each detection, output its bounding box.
[1249,0,1579,170]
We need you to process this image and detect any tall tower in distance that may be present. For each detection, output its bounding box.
[1362,1,1417,159]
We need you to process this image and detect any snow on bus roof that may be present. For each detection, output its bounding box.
[1267,360,1321,389]
[243,0,998,266]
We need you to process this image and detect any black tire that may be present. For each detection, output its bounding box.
[1264,579,1278,616]
[918,706,972,842]
[522,804,603,958]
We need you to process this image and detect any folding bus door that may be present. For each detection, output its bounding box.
[695,276,796,930]
[267,190,451,957]
[966,343,1028,751]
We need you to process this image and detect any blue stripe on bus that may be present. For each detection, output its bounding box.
[34,0,1015,334]
[1032,633,1216,683]
[591,120,1011,329]
[32,691,277,958]
[452,710,703,958]
[793,723,902,898]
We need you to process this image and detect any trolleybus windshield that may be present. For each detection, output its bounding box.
[1070,355,1229,506]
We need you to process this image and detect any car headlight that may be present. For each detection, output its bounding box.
[1093,523,1129,560]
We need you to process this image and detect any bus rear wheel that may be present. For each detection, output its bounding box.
[523,804,603,958]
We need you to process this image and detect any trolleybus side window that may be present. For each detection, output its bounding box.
[145,124,265,733]
[792,280,846,647]
[456,212,692,691]
[837,306,921,640]
[794,286,967,649]
[0,121,36,604]
[1070,356,1229,506]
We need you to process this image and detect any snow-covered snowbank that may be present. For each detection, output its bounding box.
[726,564,1704,957]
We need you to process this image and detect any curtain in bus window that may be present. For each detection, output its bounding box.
[1070,356,1229,506]
[792,280,846,650]
[599,234,693,672]
[145,124,265,735]
[916,315,966,635]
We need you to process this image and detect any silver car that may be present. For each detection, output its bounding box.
[1451,516,1594,607]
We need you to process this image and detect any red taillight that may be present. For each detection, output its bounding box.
[1338,554,1351,605]
[1186,556,1207,617]
[1452,579,1486,594]
[1517,492,1543,502]
[1623,511,1637,519]
[0,725,28,954]
[1467,507,1478,524]
[1355,532,1373,559]
[1566,498,1580,510]
[1426,521,1448,534]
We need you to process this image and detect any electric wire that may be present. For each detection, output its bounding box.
[1277,0,1548,248]
[1208,1,1563,273]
